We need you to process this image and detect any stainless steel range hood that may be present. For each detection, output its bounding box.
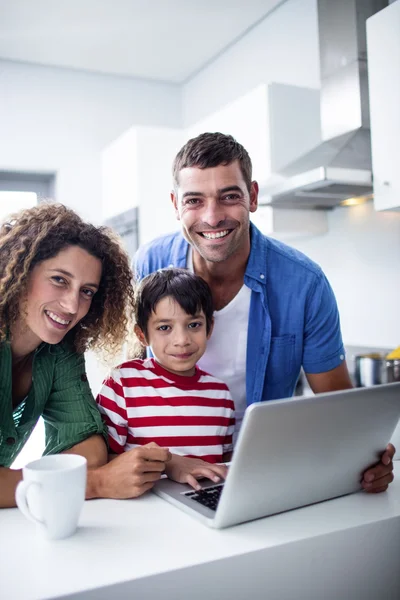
[263,0,388,209]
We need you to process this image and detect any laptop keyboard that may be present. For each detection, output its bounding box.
[185,484,224,511]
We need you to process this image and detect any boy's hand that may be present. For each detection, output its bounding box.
[165,454,228,490]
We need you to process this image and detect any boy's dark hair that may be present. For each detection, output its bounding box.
[172,132,253,192]
[134,268,214,337]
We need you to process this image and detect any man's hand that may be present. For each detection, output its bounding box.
[306,365,396,495]
[165,454,228,490]
[88,442,171,500]
[361,443,395,493]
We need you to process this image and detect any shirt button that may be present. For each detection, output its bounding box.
[6,437,16,445]
[340,354,345,360]
[260,274,265,279]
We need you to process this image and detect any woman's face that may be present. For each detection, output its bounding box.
[21,245,102,347]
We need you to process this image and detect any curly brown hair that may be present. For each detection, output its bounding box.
[0,202,135,362]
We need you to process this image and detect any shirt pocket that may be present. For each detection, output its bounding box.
[266,334,296,384]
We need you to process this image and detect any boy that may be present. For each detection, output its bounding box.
[96,268,235,490]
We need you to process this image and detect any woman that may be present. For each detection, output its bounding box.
[0,203,170,508]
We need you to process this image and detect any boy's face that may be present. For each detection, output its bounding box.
[136,296,212,377]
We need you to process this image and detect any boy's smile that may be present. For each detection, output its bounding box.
[137,296,212,377]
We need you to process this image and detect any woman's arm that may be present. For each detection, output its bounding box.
[66,435,171,499]
[84,443,171,500]
[65,434,173,500]
[0,436,107,508]
[0,467,23,508]
[0,439,171,508]
[62,434,108,469]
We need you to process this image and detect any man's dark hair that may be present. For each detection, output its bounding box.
[172,132,253,192]
[134,268,214,337]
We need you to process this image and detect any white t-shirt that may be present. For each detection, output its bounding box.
[188,248,251,441]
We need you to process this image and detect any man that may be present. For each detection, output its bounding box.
[135,132,395,493]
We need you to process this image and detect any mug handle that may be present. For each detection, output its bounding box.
[15,481,44,525]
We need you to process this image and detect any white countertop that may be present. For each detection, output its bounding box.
[1,464,399,600]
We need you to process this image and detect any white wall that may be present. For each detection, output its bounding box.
[186,85,271,184]
[290,202,400,348]
[134,127,184,245]
[102,125,184,244]
[102,127,140,221]
[0,59,181,222]
[183,0,320,127]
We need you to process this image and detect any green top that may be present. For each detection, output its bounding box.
[0,340,108,468]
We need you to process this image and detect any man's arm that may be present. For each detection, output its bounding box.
[305,362,395,493]
[305,361,353,394]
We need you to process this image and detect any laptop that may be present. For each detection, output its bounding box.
[153,382,400,529]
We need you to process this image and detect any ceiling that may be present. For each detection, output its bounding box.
[0,0,285,83]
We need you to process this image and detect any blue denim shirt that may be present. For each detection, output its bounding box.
[134,223,345,406]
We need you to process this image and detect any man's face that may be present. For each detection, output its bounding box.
[171,161,258,264]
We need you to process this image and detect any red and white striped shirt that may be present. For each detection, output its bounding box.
[96,357,235,463]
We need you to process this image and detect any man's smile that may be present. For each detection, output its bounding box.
[199,229,232,240]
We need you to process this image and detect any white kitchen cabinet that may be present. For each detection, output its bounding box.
[251,206,328,241]
[188,83,329,238]
[367,1,400,212]
[186,84,271,184]
[267,83,321,174]
[102,126,183,244]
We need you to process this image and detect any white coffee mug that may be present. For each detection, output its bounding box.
[15,454,87,540]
